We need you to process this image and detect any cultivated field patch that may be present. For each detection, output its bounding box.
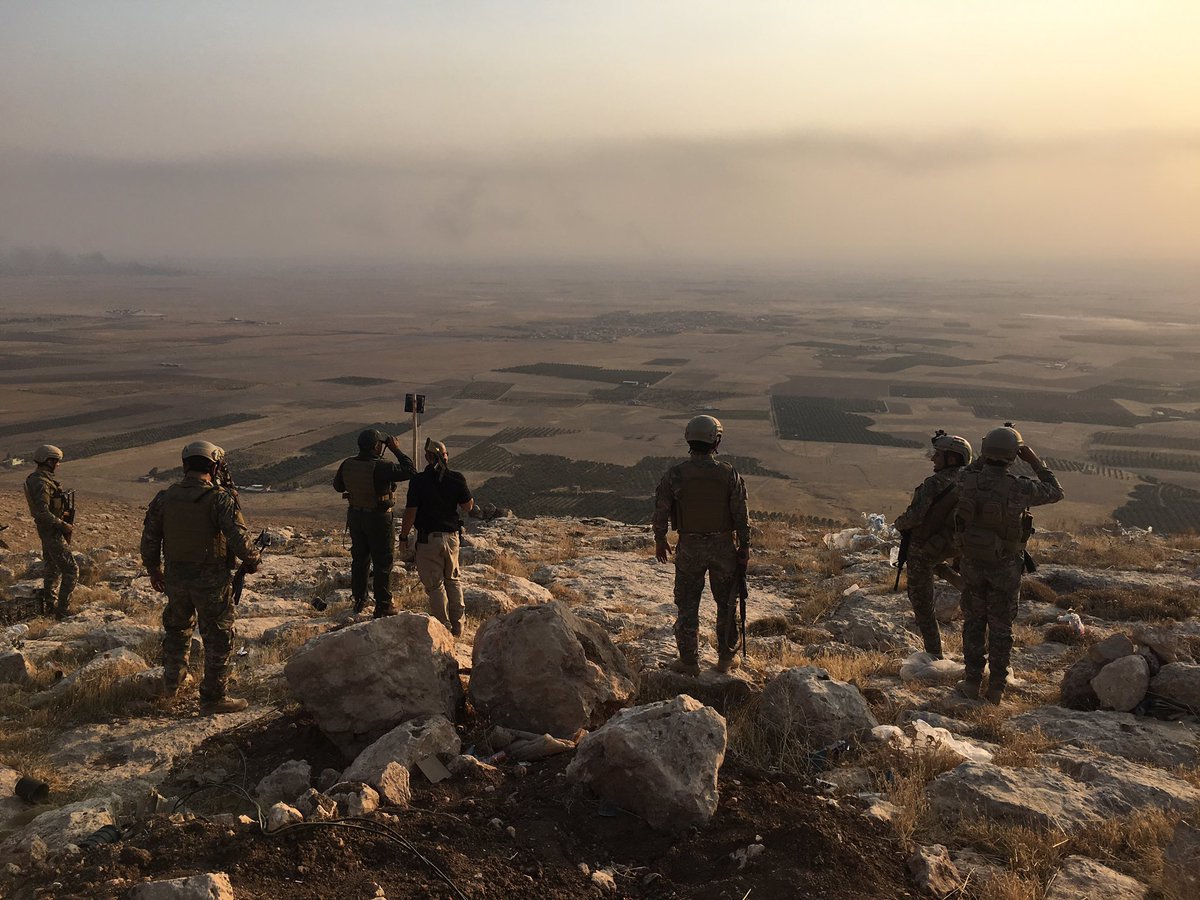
[318,376,396,387]
[60,413,264,460]
[497,362,671,384]
[771,396,919,448]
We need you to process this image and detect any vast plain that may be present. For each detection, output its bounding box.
[3,267,1200,533]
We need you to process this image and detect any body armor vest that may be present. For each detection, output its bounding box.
[25,472,67,518]
[672,460,736,533]
[911,474,960,559]
[162,483,226,564]
[341,458,391,509]
[955,466,1031,562]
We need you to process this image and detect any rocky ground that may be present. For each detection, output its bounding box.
[1,494,1199,899]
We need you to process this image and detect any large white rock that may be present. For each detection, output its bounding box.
[928,763,1107,831]
[1090,654,1149,712]
[1044,747,1200,813]
[1150,662,1200,709]
[254,759,311,807]
[1006,707,1200,768]
[471,601,637,738]
[907,844,961,897]
[900,652,965,686]
[3,795,119,851]
[757,666,878,747]
[130,873,235,900]
[343,715,461,786]
[284,613,463,755]
[1044,856,1148,900]
[31,647,149,706]
[566,694,726,830]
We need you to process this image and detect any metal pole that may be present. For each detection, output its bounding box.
[412,405,418,460]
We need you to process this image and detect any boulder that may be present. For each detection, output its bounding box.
[910,720,994,765]
[907,844,961,897]
[566,695,726,831]
[1149,662,1200,709]
[266,802,302,832]
[640,668,756,713]
[899,652,966,686]
[1006,707,1200,768]
[933,588,962,624]
[1044,856,1148,900]
[32,647,149,706]
[0,650,35,684]
[758,666,878,747]
[1090,655,1149,712]
[826,609,916,652]
[371,763,412,807]
[471,602,637,738]
[293,789,338,822]
[1045,747,1200,813]
[284,613,463,755]
[342,715,461,788]
[461,565,553,605]
[254,760,311,807]
[1087,633,1136,665]
[1162,821,1200,899]
[5,796,119,851]
[1059,655,1102,710]
[328,782,379,817]
[463,587,514,619]
[130,873,235,900]
[1132,625,1193,664]
[260,620,331,646]
[928,763,1106,831]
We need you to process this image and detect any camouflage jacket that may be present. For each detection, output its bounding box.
[652,455,750,548]
[140,475,259,573]
[894,467,963,552]
[24,469,70,534]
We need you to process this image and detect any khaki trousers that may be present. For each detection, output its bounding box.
[415,532,463,628]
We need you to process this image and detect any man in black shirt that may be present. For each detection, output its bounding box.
[332,429,418,617]
[400,438,474,636]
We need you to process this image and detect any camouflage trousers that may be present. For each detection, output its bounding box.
[37,525,77,617]
[347,509,395,613]
[415,531,463,629]
[905,548,962,657]
[673,532,739,662]
[960,556,1024,685]
[162,563,236,702]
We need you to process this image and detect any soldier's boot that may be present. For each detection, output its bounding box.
[352,595,367,614]
[985,679,1006,705]
[200,696,249,715]
[449,620,463,638]
[668,657,700,677]
[921,627,943,660]
[373,603,397,619]
[956,674,982,700]
[714,652,741,674]
[54,589,73,621]
[159,670,193,700]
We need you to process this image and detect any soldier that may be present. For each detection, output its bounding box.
[24,444,77,619]
[400,438,474,636]
[332,429,418,617]
[652,415,750,676]
[140,441,262,714]
[894,430,973,659]
[954,425,1064,704]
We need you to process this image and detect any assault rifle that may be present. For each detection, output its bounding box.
[893,529,912,591]
[214,458,240,509]
[232,530,271,605]
[734,559,749,660]
[62,490,76,544]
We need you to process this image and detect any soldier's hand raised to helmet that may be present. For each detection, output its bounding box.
[385,435,401,452]
[655,538,673,563]
[1017,445,1041,467]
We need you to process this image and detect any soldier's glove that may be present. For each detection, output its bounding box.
[60,522,74,539]
[243,557,261,575]
[149,570,166,593]
[736,547,750,566]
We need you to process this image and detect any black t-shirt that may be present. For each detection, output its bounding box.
[406,466,472,536]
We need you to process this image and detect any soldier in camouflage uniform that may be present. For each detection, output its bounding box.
[653,415,750,675]
[894,431,972,659]
[23,444,77,619]
[954,425,1064,704]
[332,429,418,617]
[141,440,262,714]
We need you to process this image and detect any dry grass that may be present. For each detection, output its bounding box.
[520,530,581,567]
[758,643,892,690]
[547,583,588,606]
[1050,583,1199,622]
[490,550,533,579]
[1037,529,1200,570]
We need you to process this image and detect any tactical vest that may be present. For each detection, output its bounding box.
[671,460,736,533]
[910,473,961,560]
[24,473,67,518]
[162,483,226,564]
[341,458,392,509]
[954,466,1032,562]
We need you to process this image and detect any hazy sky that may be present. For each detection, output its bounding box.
[3,2,1199,266]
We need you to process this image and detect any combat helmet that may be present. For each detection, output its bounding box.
[357,429,387,451]
[181,440,224,464]
[684,415,723,444]
[980,424,1023,463]
[930,430,973,465]
[33,444,64,464]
